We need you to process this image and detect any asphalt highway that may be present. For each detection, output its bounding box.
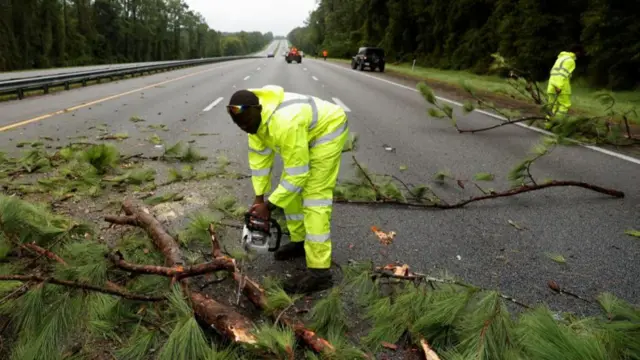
[0,38,638,314]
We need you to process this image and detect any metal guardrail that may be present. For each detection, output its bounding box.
[0,55,264,100]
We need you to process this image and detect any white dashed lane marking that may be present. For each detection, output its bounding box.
[243,75,250,80]
[332,97,351,112]
[312,76,319,81]
[203,97,224,112]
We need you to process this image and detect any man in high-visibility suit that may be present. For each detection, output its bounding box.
[226,85,348,294]
[322,50,328,61]
[546,45,584,121]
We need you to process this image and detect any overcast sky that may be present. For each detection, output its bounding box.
[184,0,318,36]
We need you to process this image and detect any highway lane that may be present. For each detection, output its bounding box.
[297,58,640,311]
[0,40,282,82]
[0,44,638,314]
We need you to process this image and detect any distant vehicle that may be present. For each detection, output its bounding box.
[285,47,302,64]
[351,47,385,72]
[267,52,274,58]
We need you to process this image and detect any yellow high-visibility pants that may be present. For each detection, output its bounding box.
[283,120,348,269]
[546,91,572,120]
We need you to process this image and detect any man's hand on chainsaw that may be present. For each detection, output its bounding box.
[250,202,270,220]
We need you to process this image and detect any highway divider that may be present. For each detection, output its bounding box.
[0,55,264,100]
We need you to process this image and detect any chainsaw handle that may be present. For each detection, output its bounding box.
[268,218,282,252]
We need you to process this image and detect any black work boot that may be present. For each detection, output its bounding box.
[274,241,305,261]
[283,268,333,294]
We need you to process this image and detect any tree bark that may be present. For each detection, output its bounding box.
[106,199,258,345]
[109,251,236,279]
[0,274,163,301]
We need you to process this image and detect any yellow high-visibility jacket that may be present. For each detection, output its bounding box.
[247,85,347,209]
[547,51,577,94]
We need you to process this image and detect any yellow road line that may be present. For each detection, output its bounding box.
[0,60,249,133]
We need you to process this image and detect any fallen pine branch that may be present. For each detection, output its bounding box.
[207,226,335,354]
[21,242,68,265]
[19,241,127,293]
[336,180,624,210]
[106,199,259,345]
[108,251,236,279]
[0,274,163,301]
[105,208,183,266]
[373,264,531,309]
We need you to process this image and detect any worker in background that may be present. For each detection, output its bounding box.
[226,86,349,294]
[546,44,584,121]
[322,49,327,60]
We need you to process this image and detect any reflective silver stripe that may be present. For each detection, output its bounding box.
[306,233,330,242]
[285,164,309,176]
[265,98,312,126]
[265,97,319,131]
[550,72,568,79]
[280,179,302,193]
[551,57,573,76]
[285,214,304,221]
[249,147,272,156]
[308,98,318,130]
[251,168,270,176]
[303,199,332,207]
[309,121,348,148]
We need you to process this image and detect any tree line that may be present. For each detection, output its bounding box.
[287,0,639,90]
[0,0,273,72]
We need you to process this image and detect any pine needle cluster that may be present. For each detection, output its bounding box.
[0,143,158,199]
[331,261,640,359]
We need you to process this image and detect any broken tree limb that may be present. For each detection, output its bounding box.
[106,200,183,266]
[106,199,258,345]
[336,180,624,210]
[21,242,68,266]
[456,116,547,134]
[0,274,164,301]
[190,291,257,344]
[236,270,334,353]
[419,338,440,360]
[108,251,236,279]
[351,155,385,200]
[206,227,334,353]
[209,223,222,258]
[19,242,125,293]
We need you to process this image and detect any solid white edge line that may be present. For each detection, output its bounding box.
[317,60,640,166]
[312,76,319,81]
[243,75,250,80]
[332,97,351,112]
[203,97,223,112]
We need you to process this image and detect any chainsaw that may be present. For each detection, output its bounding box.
[241,212,282,253]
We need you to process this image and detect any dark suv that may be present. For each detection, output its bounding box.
[351,47,385,72]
